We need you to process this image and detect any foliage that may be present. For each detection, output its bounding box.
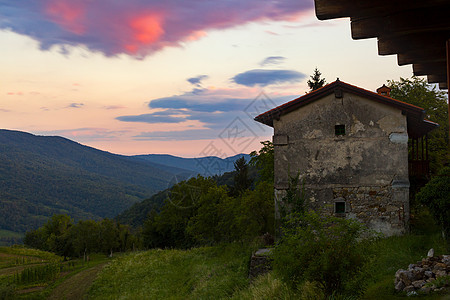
[115,190,168,227]
[186,185,234,244]
[235,181,275,239]
[387,77,449,173]
[142,174,275,248]
[272,211,373,297]
[24,215,137,258]
[416,166,450,244]
[279,172,305,220]
[231,157,252,197]
[249,141,274,184]
[307,67,326,91]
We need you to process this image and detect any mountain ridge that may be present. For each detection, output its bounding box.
[0,129,251,244]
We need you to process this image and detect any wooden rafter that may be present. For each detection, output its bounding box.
[314,0,450,89]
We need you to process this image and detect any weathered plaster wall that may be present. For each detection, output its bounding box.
[273,91,409,236]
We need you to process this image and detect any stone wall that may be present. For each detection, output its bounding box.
[272,92,410,235]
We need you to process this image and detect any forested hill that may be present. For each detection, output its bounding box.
[132,153,251,177]
[0,129,188,240]
[0,129,250,245]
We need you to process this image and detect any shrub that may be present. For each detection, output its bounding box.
[416,166,450,245]
[272,211,374,297]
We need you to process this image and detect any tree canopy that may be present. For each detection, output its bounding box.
[388,77,449,173]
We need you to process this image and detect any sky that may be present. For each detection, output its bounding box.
[0,0,415,158]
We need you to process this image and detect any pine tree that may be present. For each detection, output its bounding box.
[307,67,326,91]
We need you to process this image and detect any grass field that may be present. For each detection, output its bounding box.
[0,246,110,299]
[88,243,254,299]
[1,233,449,299]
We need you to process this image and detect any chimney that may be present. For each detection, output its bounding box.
[376,84,391,97]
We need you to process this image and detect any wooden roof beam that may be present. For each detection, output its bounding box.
[315,0,447,20]
[413,63,447,76]
[350,6,450,40]
[397,48,446,66]
[439,82,448,89]
[427,74,447,84]
[377,32,447,56]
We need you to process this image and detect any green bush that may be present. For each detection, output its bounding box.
[272,211,374,297]
[416,166,450,246]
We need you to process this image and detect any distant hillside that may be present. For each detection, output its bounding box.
[132,154,251,177]
[0,130,188,239]
[0,129,253,244]
[116,167,259,228]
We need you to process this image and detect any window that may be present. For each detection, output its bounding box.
[335,124,345,136]
[335,202,346,214]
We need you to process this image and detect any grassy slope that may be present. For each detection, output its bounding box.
[88,243,254,299]
[86,233,449,299]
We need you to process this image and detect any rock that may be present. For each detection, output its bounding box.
[442,255,450,265]
[404,285,415,292]
[435,270,447,278]
[394,280,405,291]
[254,248,273,256]
[420,286,431,294]
[398,270,414,286]
[394,253,450,293]
[406,290,418,297]
[433,262,446,271]
[424,270,433,278]
[412,280,425,289]
[427,248,434,258]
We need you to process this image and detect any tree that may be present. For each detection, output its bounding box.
[186,186,233,244]
[236,181,275,239]
[249,141,274,184]
[307,67,326,91]
[416,166,450,245]
[388,77,449,173]
[43,214,73,259]
[70,220,99,260]
[231,157,252,196]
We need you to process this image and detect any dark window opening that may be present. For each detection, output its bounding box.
[335,202,346,214]
[335,124,345,136]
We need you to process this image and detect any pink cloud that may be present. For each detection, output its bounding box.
[45,0,86,34]
[0,1,313,57]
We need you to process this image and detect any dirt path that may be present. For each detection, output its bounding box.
[47,263,107,300]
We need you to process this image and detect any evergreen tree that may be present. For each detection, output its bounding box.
[232,157,252,196]
[307,67,326,91]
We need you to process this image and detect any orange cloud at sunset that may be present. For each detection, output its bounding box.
[125,13,165,54]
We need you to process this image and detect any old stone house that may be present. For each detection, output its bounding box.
[255,80,438,236]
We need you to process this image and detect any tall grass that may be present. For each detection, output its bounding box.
[86,232,447,300]
[88,243,254,299]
